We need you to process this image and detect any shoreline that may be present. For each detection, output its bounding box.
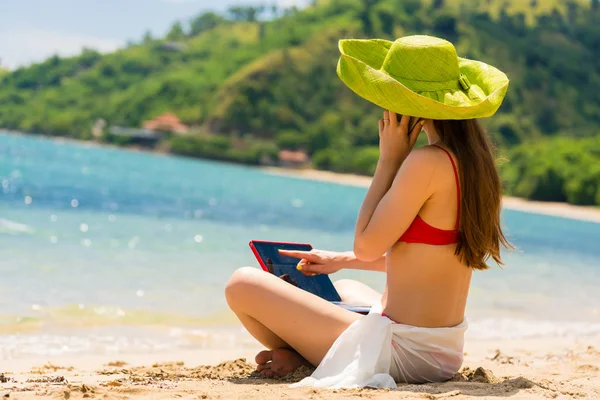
[3,130,600,224]
[264,166,600,224]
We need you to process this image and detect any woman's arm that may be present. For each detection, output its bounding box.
[354,112,435,261]
[354,159,401,254]
[278,250,386,274]
[342,252,386,272]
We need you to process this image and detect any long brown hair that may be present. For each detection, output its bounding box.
[433,119,513,270]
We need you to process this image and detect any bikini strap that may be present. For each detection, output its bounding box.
[431,144,461,230]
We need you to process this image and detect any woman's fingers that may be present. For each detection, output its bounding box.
[389,111,398,126]
[297,261,324,276]
[295,257,309,267]
[399,114,411,132]
[379,118,384,134]
[278,249,311,260]
[277,249,333,276]
[295,259,314,276]
[409,119,426,147]
[383,110,390,130]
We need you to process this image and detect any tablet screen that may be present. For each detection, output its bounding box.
[250,241,342,302]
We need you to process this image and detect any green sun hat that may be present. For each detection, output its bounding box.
[336,35,509,120]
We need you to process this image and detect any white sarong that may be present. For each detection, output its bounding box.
[291,303,467,389]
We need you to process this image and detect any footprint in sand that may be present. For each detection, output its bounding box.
[576,364,599,373]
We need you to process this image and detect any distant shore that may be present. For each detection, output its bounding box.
[3,130,599,224]
[264,167,600,224]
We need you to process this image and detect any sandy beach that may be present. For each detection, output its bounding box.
[264,167,600,224]
[2,132,600,399]
[2,337,599,399]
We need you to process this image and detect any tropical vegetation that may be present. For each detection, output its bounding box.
[0,0,599,205]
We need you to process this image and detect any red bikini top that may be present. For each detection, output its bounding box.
[398,144,460,245]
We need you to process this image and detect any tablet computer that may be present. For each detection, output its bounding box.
[249,240,371,314]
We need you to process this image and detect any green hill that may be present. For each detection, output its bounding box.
[1,0,599,205]
[424,0,590,24]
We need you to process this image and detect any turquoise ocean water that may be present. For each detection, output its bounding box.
[1,131,599,359]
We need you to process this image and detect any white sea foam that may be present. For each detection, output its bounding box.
[0,218,34,235]
[3,318,600,360]
[468,317,600,340]
[0,327,254,359]
[0,332,186,359]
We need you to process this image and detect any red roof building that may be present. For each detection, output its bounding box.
[142,113,189,134]
[278,150,309,167]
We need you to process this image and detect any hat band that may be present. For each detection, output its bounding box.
[382,71,464,93]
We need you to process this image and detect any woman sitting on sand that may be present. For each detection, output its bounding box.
[225,35,513,388]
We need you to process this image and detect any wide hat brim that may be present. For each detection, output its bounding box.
[336,38,509,120]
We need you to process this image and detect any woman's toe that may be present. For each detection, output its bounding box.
[260,368,277,379]
[256,363,268,372]
[255,349,273,365]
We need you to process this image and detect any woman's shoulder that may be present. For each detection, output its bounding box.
[405,145,452,169]
[403,146,458,189]
[396,147,445,189]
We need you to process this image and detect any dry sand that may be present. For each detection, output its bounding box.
[264,167,600,224]
[2,337,599,399]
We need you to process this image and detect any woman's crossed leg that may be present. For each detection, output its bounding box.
[225,267,361,378]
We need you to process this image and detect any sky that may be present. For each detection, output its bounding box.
[0,0,301,69]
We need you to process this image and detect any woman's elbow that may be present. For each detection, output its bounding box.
[353,238,382,262]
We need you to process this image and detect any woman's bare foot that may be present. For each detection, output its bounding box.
[255,348,312,379]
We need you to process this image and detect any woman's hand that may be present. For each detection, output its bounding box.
[278,249,350,276]
[379,111,425,167]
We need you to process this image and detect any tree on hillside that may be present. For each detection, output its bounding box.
[143,30,153,44]
[433,13,458,40]
[402,0,421,14]
[190,12,226,36]
[79,48,101,68]
[228,5,265,22]
[433,0,445,9]
[166,21,186,41]
[358,0,376,35]
[259,22,266,41]
[283,6,299,17]
[377,8,395,36]
[566,1,578,25]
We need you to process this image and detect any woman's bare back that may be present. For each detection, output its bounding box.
[382,147,471,328]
